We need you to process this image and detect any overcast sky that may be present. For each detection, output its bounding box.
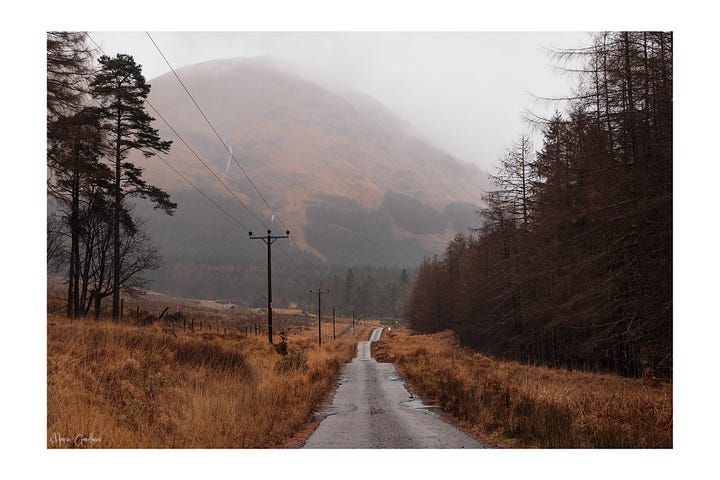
[89,31,590,173]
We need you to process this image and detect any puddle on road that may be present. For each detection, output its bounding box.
[401,397,443,416]
[368,362,442,416]
[314,403,358,419]
[381,367,442,416]
[336,373,351,385]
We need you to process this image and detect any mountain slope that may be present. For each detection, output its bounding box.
[135,58,488,274]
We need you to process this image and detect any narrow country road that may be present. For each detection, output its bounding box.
[303,327,483,448]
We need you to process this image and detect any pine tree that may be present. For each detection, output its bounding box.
[91,54,176,320]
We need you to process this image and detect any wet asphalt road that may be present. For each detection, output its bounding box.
[303,327,483,448]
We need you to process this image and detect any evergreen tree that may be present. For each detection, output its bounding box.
[91,54,176,320]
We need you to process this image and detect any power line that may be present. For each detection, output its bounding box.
[155,153,263,261]
[138,45,323,290]
[145,32,281,228]
[155,154,250,233]
[88,34,267,231]
[143,101,268,230]
[144,31,321,280]
[91,33,318,287]
[91,81,264,257]
[276,242,302,270]
[145,32,400,286]
[96,33,385,292]
[87,33,265,263]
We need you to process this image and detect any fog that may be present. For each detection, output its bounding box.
[89,31,590,173]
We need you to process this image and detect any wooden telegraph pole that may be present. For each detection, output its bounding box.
[250,229,290,344]
[310,289,329,346]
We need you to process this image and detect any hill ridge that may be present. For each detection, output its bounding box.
[132,57,489,267]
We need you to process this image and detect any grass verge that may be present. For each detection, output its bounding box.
[373,329,672,448]
[47,313,370,448]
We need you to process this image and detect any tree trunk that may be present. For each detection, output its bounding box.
[80,232,92,315]
[94,291,103,319]
[94,228,108,319]
[521,136,528,227]
[112,108,122,320]
[72,167,80,318]
[65,261,74,318]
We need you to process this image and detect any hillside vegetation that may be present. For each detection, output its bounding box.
[48,313,371,448]
[126,57,489,277]
[373,329,672,448]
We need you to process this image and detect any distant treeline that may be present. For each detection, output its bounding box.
[150,262,412,320]
[406,32,672,378]
[127,188,431,312]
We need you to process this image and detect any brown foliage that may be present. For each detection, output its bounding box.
[405,32,672,378]
[374,329,672,448]
[47,314,370,448]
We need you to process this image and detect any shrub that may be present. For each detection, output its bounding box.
[275,352,308,373]
[274,331,289,356]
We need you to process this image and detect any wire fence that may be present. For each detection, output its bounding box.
[47,298,372,344]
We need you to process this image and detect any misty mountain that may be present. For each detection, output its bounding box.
[131,57,490,297]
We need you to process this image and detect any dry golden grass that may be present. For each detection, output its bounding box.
[373,328,672,448]
[47,313,371,448]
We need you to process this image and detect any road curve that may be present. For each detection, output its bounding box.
[303,327,483,448]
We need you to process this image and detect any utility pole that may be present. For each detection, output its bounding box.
[249,229,290,345]
[310,289,329,346]
[332,305,336,340]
